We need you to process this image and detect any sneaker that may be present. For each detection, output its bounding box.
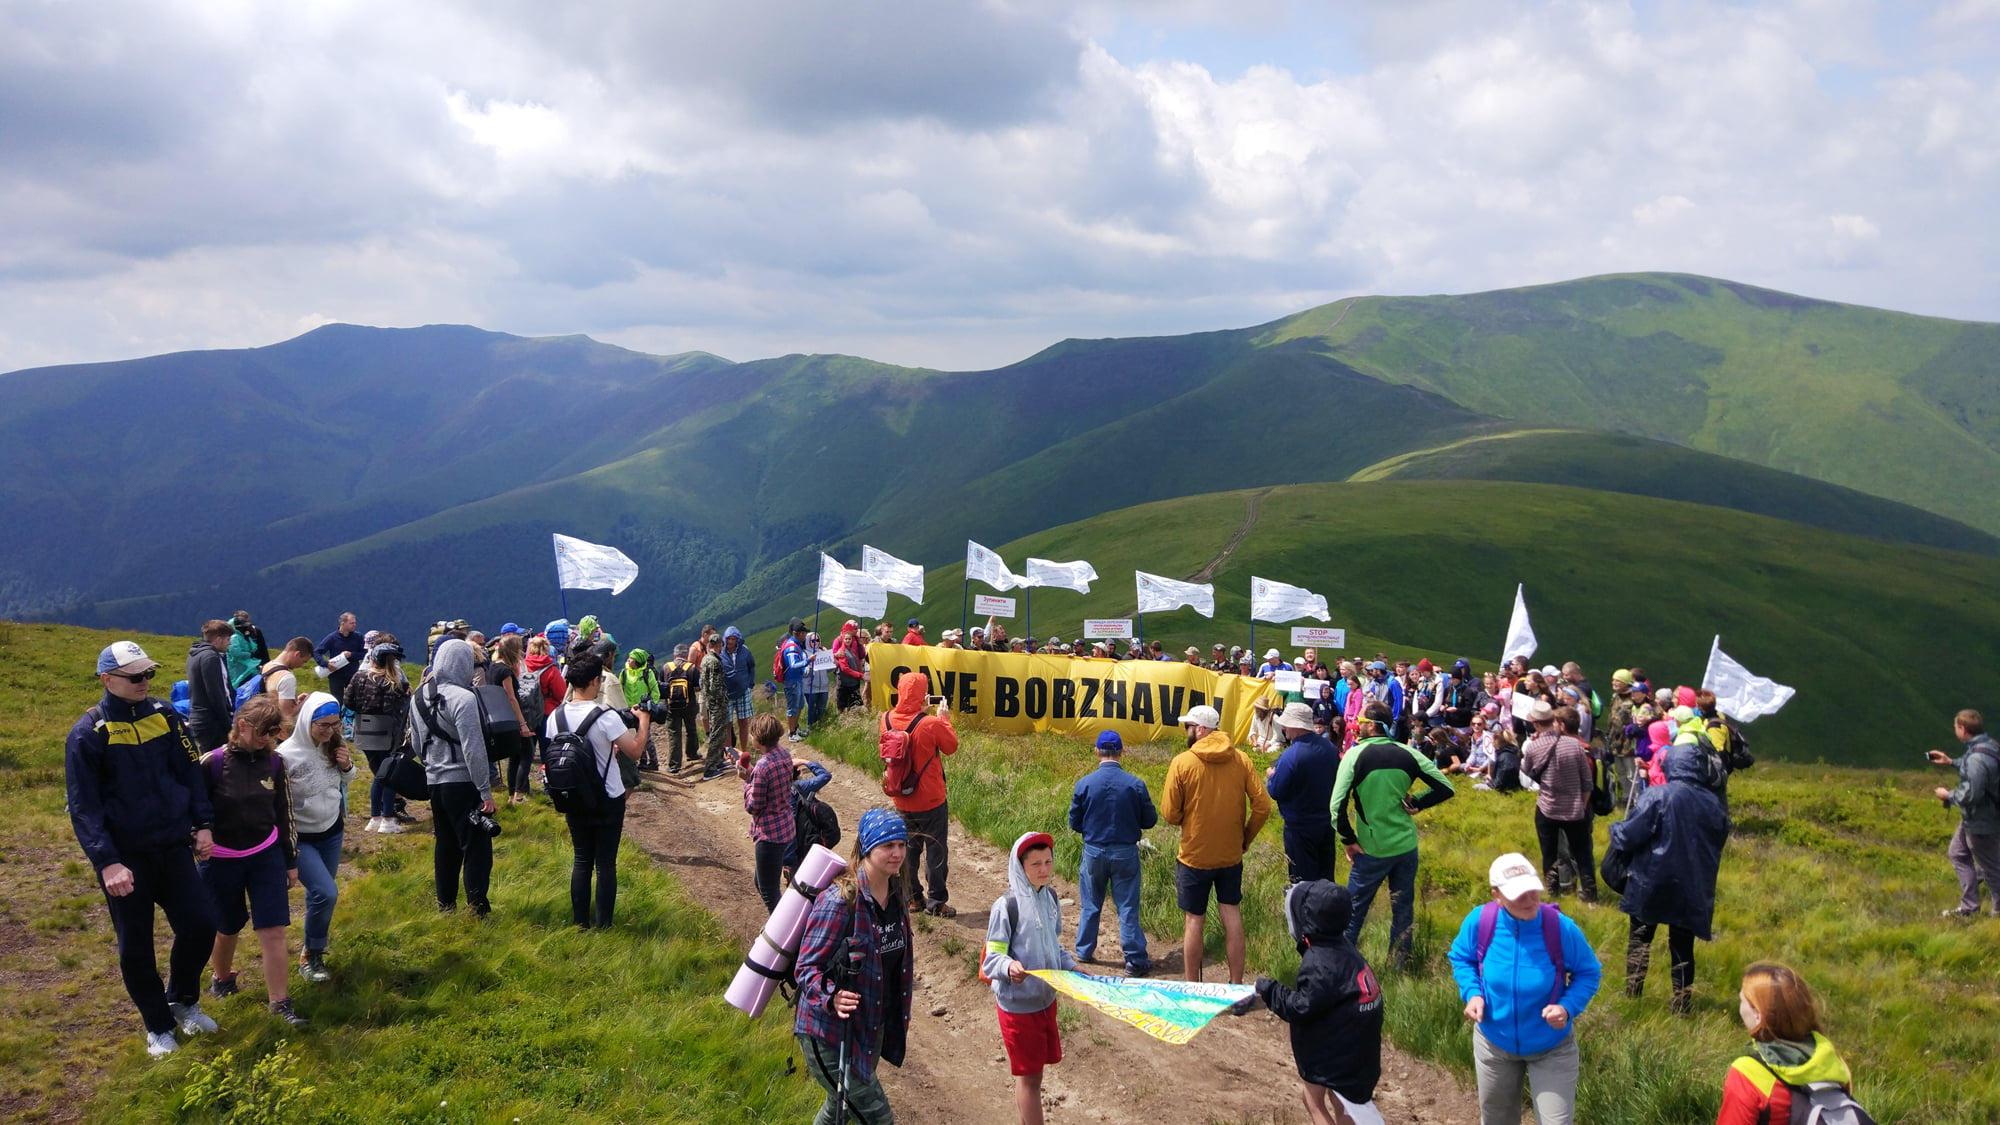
[209,973,239,1000]
[170,1001,218,1035]
[146,1030,179,1058]
[269,999,308,1027]
[787,732,804,743]
[376,820,403,834]
[1943,906,1980,918]
[300,951,332,983]
[1124,961,1153,979]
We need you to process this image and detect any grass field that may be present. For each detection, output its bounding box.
[0,621,820,1124]
[803,707,2000,1123]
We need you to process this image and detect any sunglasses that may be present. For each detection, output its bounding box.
[106,669,157,683]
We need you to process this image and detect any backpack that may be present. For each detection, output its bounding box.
[1704,717,1756,773]
[664,660,695,708]
[543,705,610,814]
[879,711,935,799]
[232,662,282,709]
[1473,901,1569,1009]
[1746,1059,1878,1125]
[793,789,841,856]
[171,679,192,719]
[513,662,543,718]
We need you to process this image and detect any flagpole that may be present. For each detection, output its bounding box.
[1025,587,1032,646]
[553,538,571,622]
[815,594,822,637]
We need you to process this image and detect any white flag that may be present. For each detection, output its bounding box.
[818,554,888,620]
[862,545,925,603]
[1250,576,1329,624]
[967,540,1019,591]
[553,533,639,595]
[1501,584,1538,664]
[1023,558,1098,594]
[1135,571,1214,617]
[1702,636,1795,722]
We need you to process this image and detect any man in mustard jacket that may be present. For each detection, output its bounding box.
[1161,705,1271,984]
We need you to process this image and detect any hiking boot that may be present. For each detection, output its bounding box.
[1124,961,1152,979]
[145,1030,179,1058]
[269,999,308,1027]
[1669,988,1692,1016]
[300,951,332,983]
[469,901,491,918]
[170,1001,218,1036]
[209,973,239,1000]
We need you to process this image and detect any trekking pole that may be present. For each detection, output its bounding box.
[831,944,864,1125]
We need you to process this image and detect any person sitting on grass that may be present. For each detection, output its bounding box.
[1254,881,1387,1125]
[794,808,914,1125]
[201,695,306,1027]
[982,832,1079,1125]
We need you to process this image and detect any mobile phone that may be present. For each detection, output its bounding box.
[927,695,946,706]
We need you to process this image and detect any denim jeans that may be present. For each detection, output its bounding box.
[1074,842,1148,967]
[362,748,396,817]
[294,830,343,952]
[1344,847,1420,961]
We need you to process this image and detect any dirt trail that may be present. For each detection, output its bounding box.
[1186,487,1274,584]
[623,744,1480,1125]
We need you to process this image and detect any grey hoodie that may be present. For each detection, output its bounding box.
[982,831,1078,1013]
[185,637,234,747]
[412,639,491,798]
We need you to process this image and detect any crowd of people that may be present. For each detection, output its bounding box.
[66,604,1994,1125]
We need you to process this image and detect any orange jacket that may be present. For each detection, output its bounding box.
[885,671,958,813]
[1160,730,1272,870]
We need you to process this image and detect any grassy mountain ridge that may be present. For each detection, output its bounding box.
[1266,272,2000,532]
[736,480,2000,767]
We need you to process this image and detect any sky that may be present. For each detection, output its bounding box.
[3,0,1997,372]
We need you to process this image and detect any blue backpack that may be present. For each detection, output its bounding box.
[232,668,270,710]
[170,680,192,719]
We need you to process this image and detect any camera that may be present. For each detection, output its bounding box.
[615,707,641,730]
[640,700,671,723]
[467,809,502,839]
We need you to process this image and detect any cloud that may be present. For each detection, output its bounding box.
[0,0,1995,374]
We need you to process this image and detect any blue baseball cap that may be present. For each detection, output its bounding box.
[498,622,524,636]
[857,808,908,855]
[97,641,160,675]
[1095,730,1123,752]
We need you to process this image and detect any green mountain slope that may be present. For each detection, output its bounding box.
[1264,273,2000,533]
[737,481,2000,768]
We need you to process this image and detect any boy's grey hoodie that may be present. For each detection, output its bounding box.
[982,831,1079,1014]
[412,639,491,798]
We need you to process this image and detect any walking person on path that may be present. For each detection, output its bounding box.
[1254,881,1387,1125]
[983,831,1079,1125]
[717,626,757,757]
[1927,708,2000,917]
[1608,742,1730,1014]
[1161,704,1272,984]
[1265,702,1343,884]
[66,640,222,1057]
[793,808,915,1125]
[883,671,960,915]
[344,638,410,833]
[1333,702,1455,968]
[547,647,644,928]
[200,695,306,1026]
[779,619,811,741]
[1448,853,1603,1125]
[413,638,496,915]
[1067,730,1157,975]
[739,714,796,912]
[186,620,236,753]
[275,693,353,983]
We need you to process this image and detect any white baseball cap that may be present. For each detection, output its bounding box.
[1489,852,1543,901]
[1182,705,1221,730]
[1264,648,1281,661]
[97,641,161,675]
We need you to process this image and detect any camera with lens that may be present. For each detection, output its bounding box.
[639,700,671,724]
[467,808,502,839]
[615,707,642,731]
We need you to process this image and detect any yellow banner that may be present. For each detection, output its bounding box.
[866,644,1284,748]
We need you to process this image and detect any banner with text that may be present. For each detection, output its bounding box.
[867,643,1280,747]
[1290,627,1347,649]
[1083,619,1134,639]
[973,594,1017,617]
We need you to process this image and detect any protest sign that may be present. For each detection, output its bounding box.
[1272,670,1303,693]
[1290,627,1346,648]
[811,650,837,672]
[1301,679,1324,700]
[1028,971,1252,1046]
[1084,619,1134,639]
[973,594,1017,617]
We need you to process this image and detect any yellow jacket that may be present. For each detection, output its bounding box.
[1161,730,1273,870]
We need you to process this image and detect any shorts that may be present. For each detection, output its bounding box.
[727,694,754,721]
[784,679,806,716]
[997,1002,1062,1076]
[1174,860,1243,915]
[200,845,291,935]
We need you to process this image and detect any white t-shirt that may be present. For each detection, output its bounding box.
[262,662,298,702]
[545,700,627,800]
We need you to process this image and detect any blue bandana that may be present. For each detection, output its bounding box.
[856,808,908,856]
[311,700,342,722]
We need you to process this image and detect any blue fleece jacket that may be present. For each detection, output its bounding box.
[1068,761,1158,847]
[1265,731,1341,830]
[1448,903,1602,1057]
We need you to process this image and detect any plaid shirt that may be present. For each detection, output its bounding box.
[791,870,913,1084]
[743,746,797,843]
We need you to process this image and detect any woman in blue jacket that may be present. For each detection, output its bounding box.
[1448,852,1602,1125]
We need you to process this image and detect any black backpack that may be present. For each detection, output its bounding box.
[543,705,610,814]
[793,789,841,856]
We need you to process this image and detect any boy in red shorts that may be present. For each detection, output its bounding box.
[982,832,1078,1125]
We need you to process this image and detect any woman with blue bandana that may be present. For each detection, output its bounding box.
[277,692,354,984]
[793,808,915,1125]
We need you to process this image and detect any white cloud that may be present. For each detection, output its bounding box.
[0,0,1995,374]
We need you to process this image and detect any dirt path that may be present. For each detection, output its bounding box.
[623,744,1480,1125]
[1186,487,1274,584]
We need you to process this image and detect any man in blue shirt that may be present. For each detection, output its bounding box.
[312,612,368,702]
[1067,731,1158,976]
[1265,702,1342,883]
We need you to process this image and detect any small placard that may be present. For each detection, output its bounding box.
[1273,670,1304,693]
[1301,679,1325,700]
[812,650,837,671]
[1083,619,1134,640]
[1290,627,1346,649]
[974,595,1017,617]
